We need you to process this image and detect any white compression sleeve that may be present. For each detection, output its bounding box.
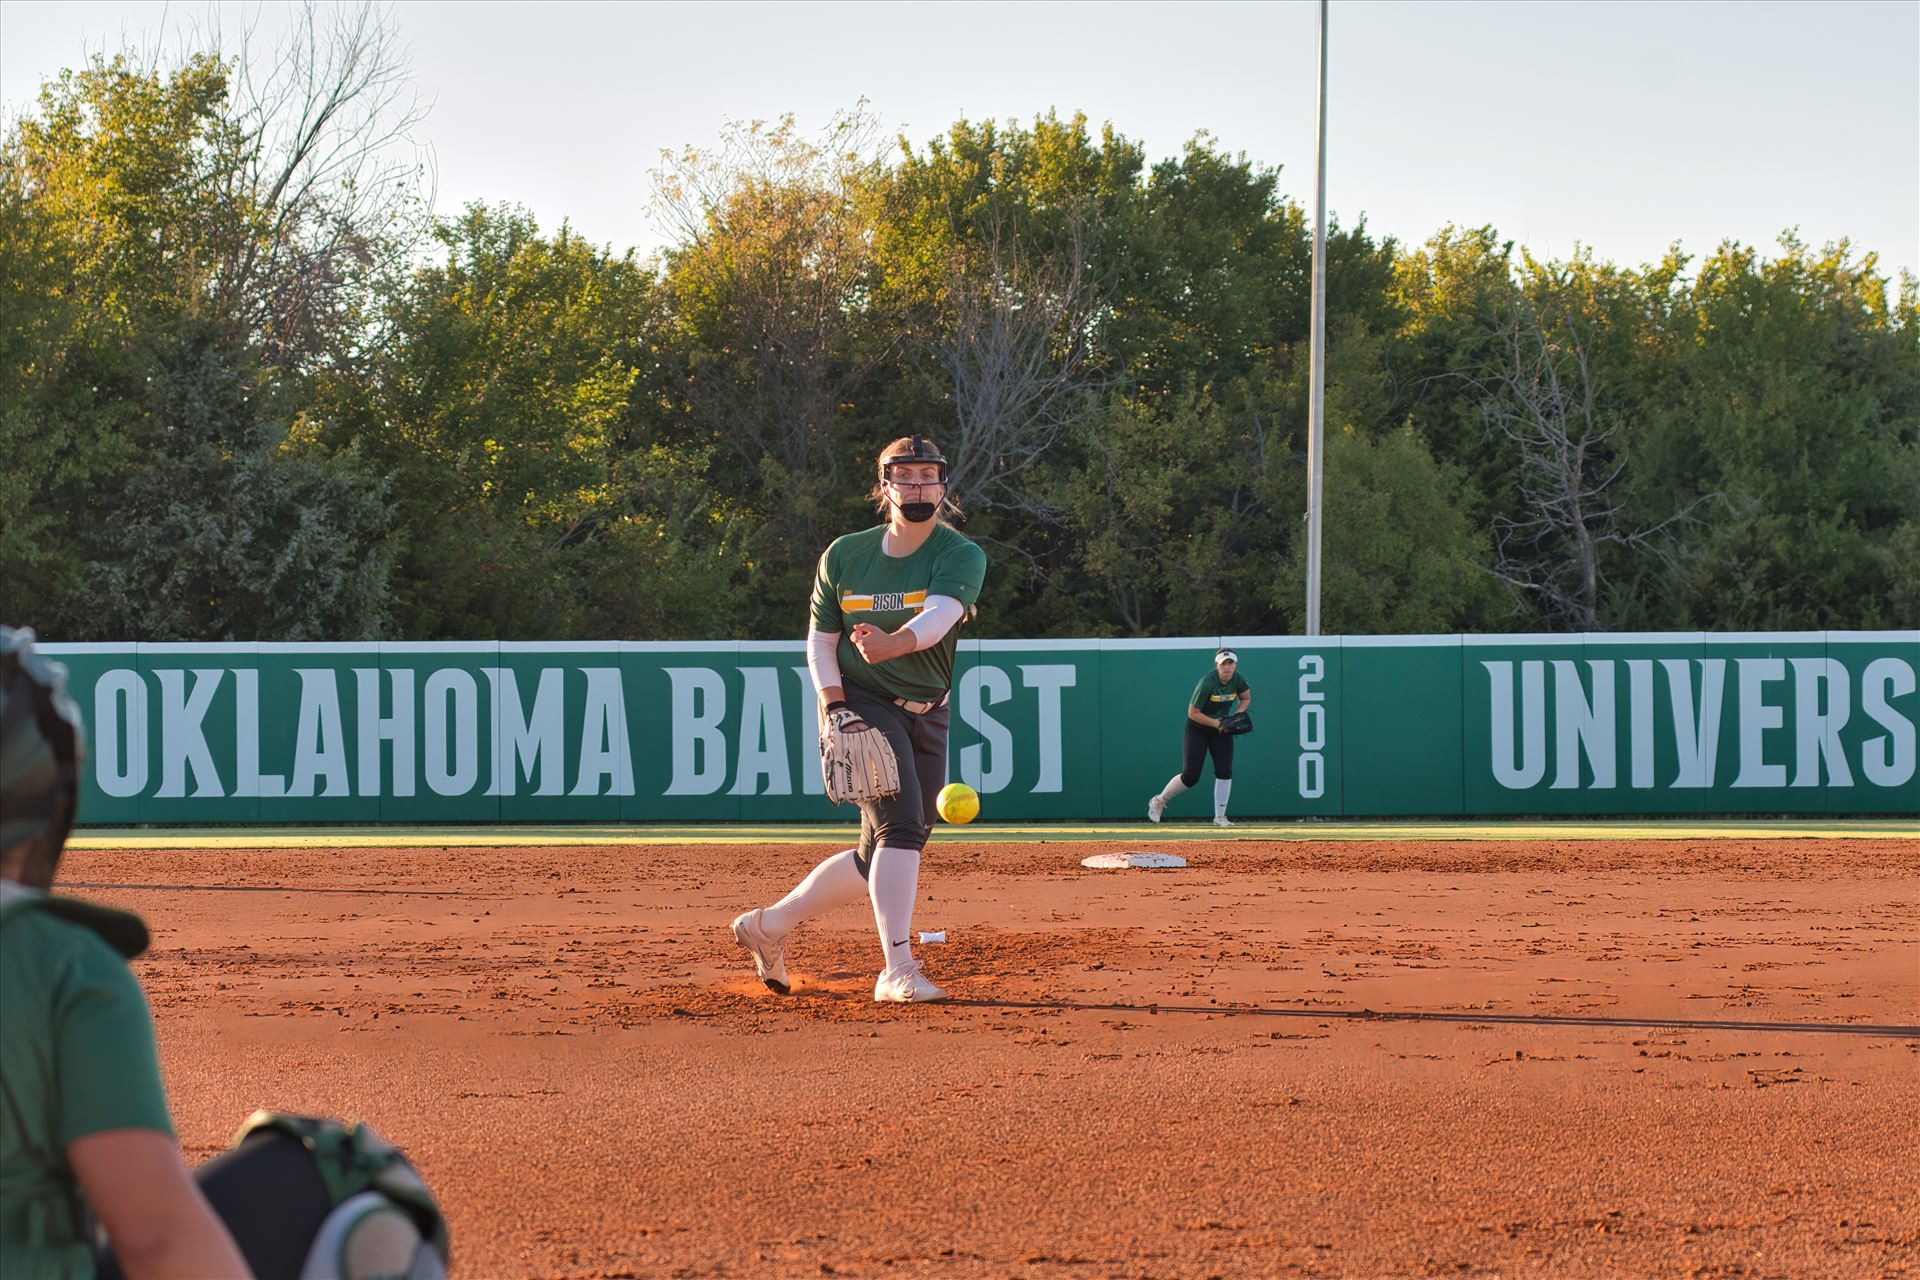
[807,628,843,694]
[902,594,965,651]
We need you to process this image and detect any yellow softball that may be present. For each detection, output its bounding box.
[935,781,980,824]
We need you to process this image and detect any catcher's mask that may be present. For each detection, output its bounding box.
[875,435,950,524]
[0,626,85,886]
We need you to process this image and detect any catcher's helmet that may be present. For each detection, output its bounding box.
[1,626,85,861]
[876,435,949,482]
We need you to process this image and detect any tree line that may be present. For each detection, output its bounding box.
[4,14,1916,644]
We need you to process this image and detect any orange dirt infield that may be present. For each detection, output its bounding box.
[61,836,1919,1279]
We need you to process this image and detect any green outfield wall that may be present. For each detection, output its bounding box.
[40,633,1919,824]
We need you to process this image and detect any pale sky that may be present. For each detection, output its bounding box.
[3,0,1916,277]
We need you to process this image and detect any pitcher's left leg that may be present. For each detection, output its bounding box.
[871,701,952,1003]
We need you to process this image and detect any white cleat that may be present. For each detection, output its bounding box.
[1213,815,1234,827]
[730,908,790,995]
[1147,795,1165,823]
[874,961,948,1004]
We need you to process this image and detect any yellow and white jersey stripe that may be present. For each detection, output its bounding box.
[840,588,928,614]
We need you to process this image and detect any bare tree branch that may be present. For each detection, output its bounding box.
[1468,295,1715,630]
[938,205,1110,519]
[212,2,435,369]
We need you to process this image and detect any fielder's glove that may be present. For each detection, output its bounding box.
[1217,710,1253,735]
[820,704,901,804]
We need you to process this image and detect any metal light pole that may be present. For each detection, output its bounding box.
[1305,0,1329,636]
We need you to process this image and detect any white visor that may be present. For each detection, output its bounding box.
[1215,649,1238,664]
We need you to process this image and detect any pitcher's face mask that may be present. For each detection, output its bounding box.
[884,469,945,523]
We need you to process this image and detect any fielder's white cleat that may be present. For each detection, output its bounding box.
[1213,815,1233,827]
[874,961,947,1004]
[730,908,790,995]
[1147,794,1165,823]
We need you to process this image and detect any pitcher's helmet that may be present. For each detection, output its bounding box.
[876,435,949,482]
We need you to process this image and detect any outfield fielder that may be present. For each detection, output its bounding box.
[732,435,986,1004]
[1147,648,1251,827]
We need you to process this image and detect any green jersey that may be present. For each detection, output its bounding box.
[1191,670,1250,722]
[0,888,172,1280]
[809,523,987,703]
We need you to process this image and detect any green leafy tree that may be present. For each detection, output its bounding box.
[0,49,398,639]
[1385,226,1519,523]
[329,204,741,639]
[865,114,1145,628]
[649,113,893,634]
[1632,237,1920,629]
[90,323,394,640]
[870,117,1408,638]
[10,52,1916,644]
[1277,424,1504,634]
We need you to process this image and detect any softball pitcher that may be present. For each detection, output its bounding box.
[731,435,986,1003]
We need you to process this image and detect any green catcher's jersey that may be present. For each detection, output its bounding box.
[1191,669,1250,721]
[809,523,987,703]
[1,890,173,1280]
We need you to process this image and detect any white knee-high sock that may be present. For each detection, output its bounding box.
[1214,779,1232,818]
[760,848,865,936]
[1158,775,1190,803]
[869,844,922,972]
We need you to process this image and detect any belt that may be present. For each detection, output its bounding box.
[892,691,950,715]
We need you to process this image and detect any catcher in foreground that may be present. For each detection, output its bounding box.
[0,627,449,1279]
[731,435,986,1003]
[1147,647,1252,827]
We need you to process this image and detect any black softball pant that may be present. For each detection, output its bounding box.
[1180,721,1234,787]
[844,681,951,873]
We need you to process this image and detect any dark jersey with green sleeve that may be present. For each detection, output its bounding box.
[0,892,173,1280]
[809,523,987,703]
[1191,670,1250,723]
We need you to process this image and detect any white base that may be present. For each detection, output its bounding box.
[1080,851,1188,870]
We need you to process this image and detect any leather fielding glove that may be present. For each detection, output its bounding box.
[820,704,902,803]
